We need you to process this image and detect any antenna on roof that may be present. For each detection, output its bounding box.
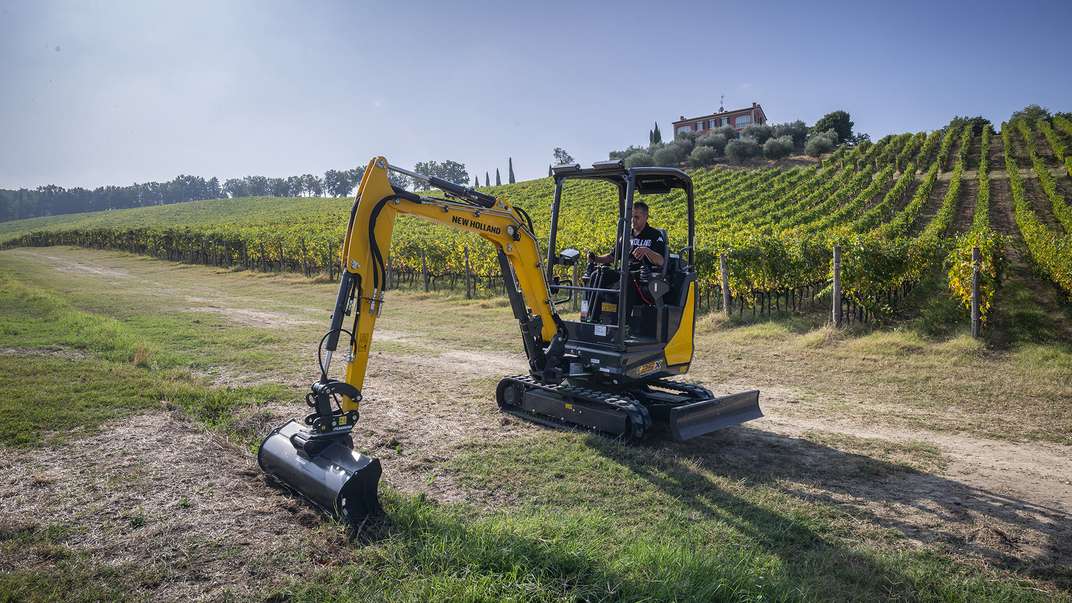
[719,94,725,113]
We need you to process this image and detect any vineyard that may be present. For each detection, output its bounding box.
[3,113,1072,327]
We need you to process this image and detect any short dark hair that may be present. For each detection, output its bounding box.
[633,201,649,213]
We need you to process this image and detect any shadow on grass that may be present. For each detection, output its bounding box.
[587,426,1072,592]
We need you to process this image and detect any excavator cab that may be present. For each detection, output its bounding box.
[497,160,763,441]
[545,162,699,382]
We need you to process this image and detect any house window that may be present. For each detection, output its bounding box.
[735,114,752,127]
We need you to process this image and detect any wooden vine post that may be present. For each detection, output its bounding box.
[464,246,473,299]
[720,253,731,316]
[421,250,430,292]
[832,244,843,327]
[970,246,981,338]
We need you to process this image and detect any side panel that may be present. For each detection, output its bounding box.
[663,282,695,366]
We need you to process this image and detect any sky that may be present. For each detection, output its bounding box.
[1,0,1070,190]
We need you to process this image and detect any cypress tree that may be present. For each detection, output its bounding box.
[648,129,654,145]
[653,121,662,144]
[548,165,552,177]
[485,172,490,187]
[495,168,501,186]
[473,175,479,188]
[508,158,516,184]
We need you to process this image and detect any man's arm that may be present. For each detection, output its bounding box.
[631,246,663,266]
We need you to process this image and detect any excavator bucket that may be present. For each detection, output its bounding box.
[668,390,762,442]
[258,420,382,525]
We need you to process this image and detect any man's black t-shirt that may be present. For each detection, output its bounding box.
[614,224,666,270]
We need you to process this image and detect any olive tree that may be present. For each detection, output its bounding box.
[688,146,718,168]
[805,129,838,156]
[624,151,654,168]
[741,124,773,145]
[653,146,682,166]
[772,120,808,149]
[696,133,728,155]
[714,125,738,140]
[763,135,794,160]
[811,110,854,144]
[725,138,760,163]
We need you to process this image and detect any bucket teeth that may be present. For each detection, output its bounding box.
[258,420,382,525]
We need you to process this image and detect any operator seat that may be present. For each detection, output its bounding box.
[643,228,672,303]
[627,228,673,341]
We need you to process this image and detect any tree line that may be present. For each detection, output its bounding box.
[0,168,368,222]
[0,156,514,222]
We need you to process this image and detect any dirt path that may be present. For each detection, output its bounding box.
[952,178,978,234]
[989,130,1004,168]
[1,246,1070,592]
[965,127,983,171]
[910,180,949,236]
[740,389,1071,576]
[1055,174,1072,212]
[986,176,1072,346]
[1033,126,1059,166]
[1024,177,1067,235]
[857,178,896,216]
[889,177,920,214]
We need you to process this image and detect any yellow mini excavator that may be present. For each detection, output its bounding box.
[258,157,762,525]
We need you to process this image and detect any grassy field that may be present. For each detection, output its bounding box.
[0,246,1068,601]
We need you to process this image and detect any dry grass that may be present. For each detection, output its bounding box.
[0,410,356,601]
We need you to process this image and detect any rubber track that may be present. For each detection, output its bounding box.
[499,375,650,439]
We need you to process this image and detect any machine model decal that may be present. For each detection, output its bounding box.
[451,215,502,235]
[632,359,664,377]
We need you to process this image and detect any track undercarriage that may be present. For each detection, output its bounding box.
[496,375,762,442]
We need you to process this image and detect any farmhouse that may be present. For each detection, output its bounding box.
[673,101,767,137]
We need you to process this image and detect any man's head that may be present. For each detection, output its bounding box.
[631,201,649,232]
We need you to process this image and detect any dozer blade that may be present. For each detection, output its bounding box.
[668,390,762,442]
[258,420,382,525]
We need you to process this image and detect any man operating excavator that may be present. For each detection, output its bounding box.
[587,201,667,323]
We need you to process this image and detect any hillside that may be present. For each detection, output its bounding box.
[3,115,1072,335]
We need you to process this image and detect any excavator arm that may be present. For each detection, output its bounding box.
[258,157,567,524]
[326,157,563,415]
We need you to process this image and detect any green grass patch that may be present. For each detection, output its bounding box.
[0,354,289,448]
[0,522,153,602]
[418,433,1053,602]
[0,269,166,367]
[0,268,293,447]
